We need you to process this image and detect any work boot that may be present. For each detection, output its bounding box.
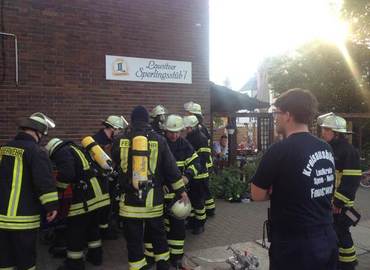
[57,260,85,270]
[101,227,118,240]
[86,248,102,266]
[156,260,170,270]
[49,244,67,258]
[206,209,215,217]
[145,256,155,269]
[170,256,184,269]
[192,226,205,235]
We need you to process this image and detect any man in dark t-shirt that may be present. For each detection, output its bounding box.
[251,89,338,270]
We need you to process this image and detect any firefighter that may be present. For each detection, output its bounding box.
[150,104,167,135]
[183,115,211,234]
[45,137,111,270]
[112,106,189,270]
[318,113,361,270]
[0,112,59,270]
[93,115,128,154]
[184,102,215,216]
[145,114,200,268]
[93,115,128,239]
[251,89,338,270]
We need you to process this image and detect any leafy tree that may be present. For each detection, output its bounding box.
[264,40,370,113]
[342,0,370,45]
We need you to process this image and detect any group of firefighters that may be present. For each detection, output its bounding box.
[0,97,362,270]
[0,101,216,270]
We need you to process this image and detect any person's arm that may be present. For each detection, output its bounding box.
[31,146,59,221]
[250,144,279,202]
[160,139,186,196]
[333,145,361,209]
[251,184,270,201]
[52,147,76,190]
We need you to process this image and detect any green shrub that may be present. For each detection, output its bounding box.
[209,154,262,202]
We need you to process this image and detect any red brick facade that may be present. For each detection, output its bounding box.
[0,0,209,143]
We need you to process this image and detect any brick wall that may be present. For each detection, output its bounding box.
[0,0,209,144]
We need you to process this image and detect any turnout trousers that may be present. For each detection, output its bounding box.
[123,216,170,270]
[334,213,357,270]
[63,210,102,270]
[0,229,37,270]
[269,225,338,270]
[164,215,185,264]
[188,180,206,228]
[204,179,215,216]
[145,198,186,265]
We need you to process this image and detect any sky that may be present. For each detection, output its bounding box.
[209,0,348,91]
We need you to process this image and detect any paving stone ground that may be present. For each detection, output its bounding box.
[37,187,370,269]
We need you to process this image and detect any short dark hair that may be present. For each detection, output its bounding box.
[220,135,227,140]
[274,88,318,125]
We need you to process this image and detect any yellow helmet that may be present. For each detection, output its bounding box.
[184,101,202,115]
[104,115,128,129]
[18,112,55,135]
[164,115,184,132]
[45,138,64,156]
[150,105,167,118]
[170,200,192,220]
[317,112,350,133]
[183,115,199,128]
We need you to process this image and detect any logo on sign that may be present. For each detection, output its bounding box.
[112,59,128,76]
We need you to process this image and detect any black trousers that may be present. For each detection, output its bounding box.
[99,205,110,231]
[269,226,338,270]
[0,229,37,270]
[124,216,170,270]
[188,180,206,228]
[334,214,357,270]
[145,200,185,263]
[165,215,185,262]
[204,179,216,215]
[64,210,102,270]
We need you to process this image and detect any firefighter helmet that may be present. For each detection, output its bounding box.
[18,112,55,135]
[103,115,128,129]
[164,115,184,132]
[184,101,202,115]
[317,112,350,133]
[170,200,192,220]
[45,138,64,157]
[150,105,167,118]
[183,115,199,128]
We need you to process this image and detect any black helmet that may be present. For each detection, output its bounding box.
[18,112,55,135]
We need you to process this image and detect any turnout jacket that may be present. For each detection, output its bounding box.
[164,136,201,200]
[0,132,58,230]
[112,122,186,219]
[186,128,211,180]
[330,137,361,208]
[151,120,164,136]
[50,142,110,217]
[198,123,213,171]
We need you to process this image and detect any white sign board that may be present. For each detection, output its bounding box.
[106,55,192,84]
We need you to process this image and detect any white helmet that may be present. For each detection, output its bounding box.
[317,112,350,133]
[184,101,202,115]
[150,105,167,118]
[104,115,128,129]
[19,112,56,135]
[170,200,192,220]
[164,115,184,132]
[45,138,64,156]
[183,115,199,128]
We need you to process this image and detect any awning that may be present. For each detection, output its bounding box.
[210,82,269,113]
